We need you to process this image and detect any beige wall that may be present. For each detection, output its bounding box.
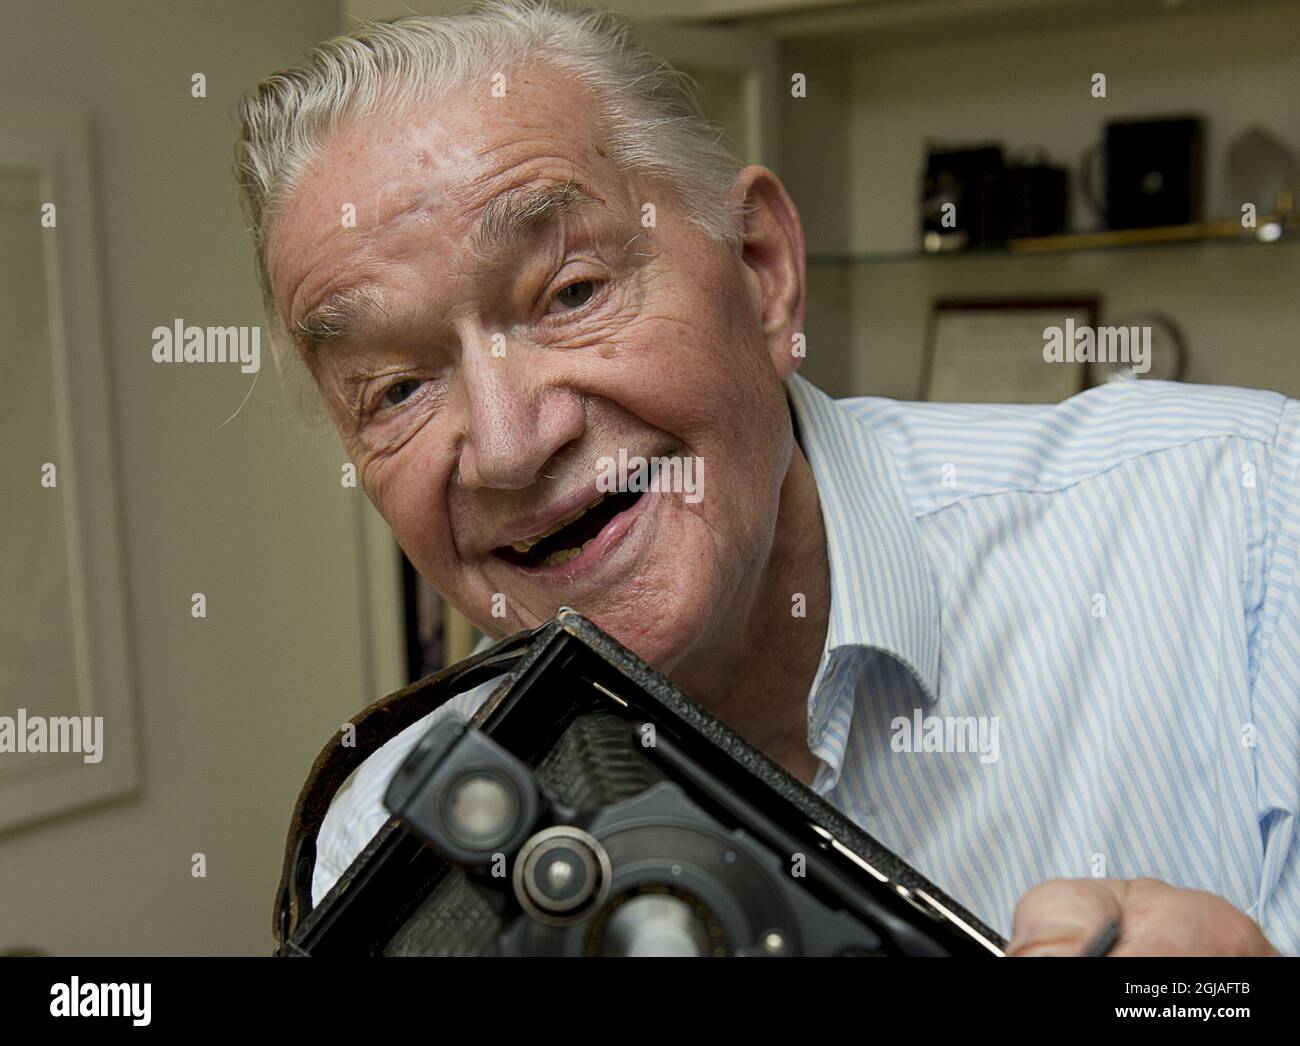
[0,0,356,955]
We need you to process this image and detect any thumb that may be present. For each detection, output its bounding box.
[1006,878,1126,956]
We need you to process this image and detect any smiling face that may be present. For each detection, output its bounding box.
[266,62,804,673]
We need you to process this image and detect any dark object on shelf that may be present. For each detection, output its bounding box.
[921,143,1004,251]
[922,144,1067,250]
[275,610,1005,957]
[1004,156,1069,239]
[1085,116,1204,230]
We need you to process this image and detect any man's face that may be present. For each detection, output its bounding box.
[267,64,797,672]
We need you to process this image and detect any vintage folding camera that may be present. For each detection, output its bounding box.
[279,610,1005,957]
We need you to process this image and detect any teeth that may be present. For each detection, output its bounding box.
[538,539,595,569]
[509,494,606,554]
[541,547,581,567]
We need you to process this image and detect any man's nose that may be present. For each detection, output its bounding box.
[455,339,585,491]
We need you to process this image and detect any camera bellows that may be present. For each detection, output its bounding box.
[534,709,668,809]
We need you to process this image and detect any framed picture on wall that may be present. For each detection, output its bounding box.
[0,96,141,832]
[921,298,1099,403]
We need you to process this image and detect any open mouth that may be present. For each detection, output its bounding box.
[493,489,644,569]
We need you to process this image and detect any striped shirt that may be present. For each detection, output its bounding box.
[312,372,1300,955]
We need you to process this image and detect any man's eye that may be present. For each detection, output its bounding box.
[550,278,599,312]
[381,378,424,408]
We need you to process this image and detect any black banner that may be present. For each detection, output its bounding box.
[1,956,1292,1033]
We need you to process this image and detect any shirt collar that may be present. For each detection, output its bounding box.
[785,373,942,756]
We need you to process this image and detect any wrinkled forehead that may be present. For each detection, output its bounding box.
[266,65,635,322]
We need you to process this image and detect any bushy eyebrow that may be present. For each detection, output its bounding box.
[293,177,604,355]
[471,176,603,258]
[294,286,388,351]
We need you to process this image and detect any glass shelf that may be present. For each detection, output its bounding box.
[808,217,1300,266]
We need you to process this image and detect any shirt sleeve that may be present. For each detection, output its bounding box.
[1250,396,1300,955]
[310,675,503,909]
[310,777,358,908]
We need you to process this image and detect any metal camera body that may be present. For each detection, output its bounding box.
[284,610,1005,957]
[385,716,889,957]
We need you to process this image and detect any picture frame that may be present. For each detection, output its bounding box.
[921,298,1100,403]
[0,96,140,831]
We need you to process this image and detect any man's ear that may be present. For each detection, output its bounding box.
[732,165,807,380]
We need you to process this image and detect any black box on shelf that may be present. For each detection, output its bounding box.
[1105,116,1204,229]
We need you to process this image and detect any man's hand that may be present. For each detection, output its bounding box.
[1006,877,1278,956]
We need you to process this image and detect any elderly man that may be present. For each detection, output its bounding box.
[236,1,1297,956]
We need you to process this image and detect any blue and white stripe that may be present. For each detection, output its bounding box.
[314,372,1300,955]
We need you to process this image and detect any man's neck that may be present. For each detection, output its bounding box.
[668,442,831,786]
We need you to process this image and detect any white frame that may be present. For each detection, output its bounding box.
[0,96,140,832]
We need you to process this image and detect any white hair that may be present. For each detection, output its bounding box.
[233,0,747,411]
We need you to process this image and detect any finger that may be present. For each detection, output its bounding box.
[1103,879,1280,957]
[1006,878,1127,957]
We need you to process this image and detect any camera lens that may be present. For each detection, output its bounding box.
[599,894,713,957]
[443,770,519,850]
